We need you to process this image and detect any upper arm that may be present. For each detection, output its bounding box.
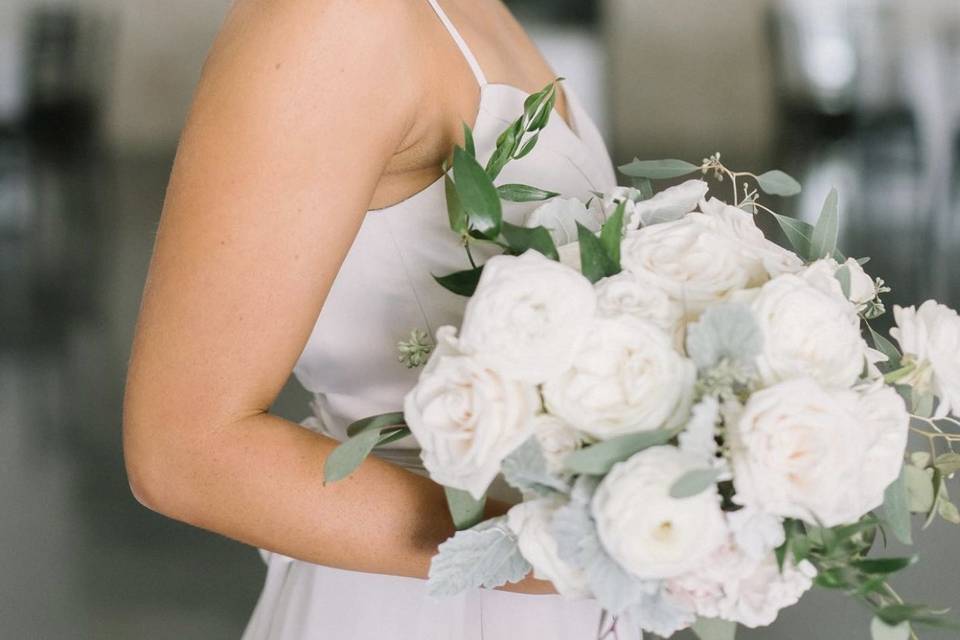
[124,0,420,470]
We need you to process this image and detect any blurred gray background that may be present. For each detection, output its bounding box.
[1,0,958,638]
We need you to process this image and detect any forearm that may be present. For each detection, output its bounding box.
[131,411,470,577]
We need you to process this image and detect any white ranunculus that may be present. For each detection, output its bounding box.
[749,270,867,389]
[531,414,583,475]
[625,179,709,229]
[620,213,770,320]
[725,506,785,560]
[594,271,683,337]
[891,301,960,417]
[592,446,728,579]
[459,251,596,384]
[403,327,539,499]
[524,197,605,246]
[699,197,804,278]
[729,378,909,526]
[507,497,591,598]
[543,315,696,439]
[668,542,815,628]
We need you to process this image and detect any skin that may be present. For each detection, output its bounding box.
[123,0,573,594]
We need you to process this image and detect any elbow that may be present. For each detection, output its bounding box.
[122,402,202,522]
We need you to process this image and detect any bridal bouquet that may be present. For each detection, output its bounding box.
[325,82,960,639]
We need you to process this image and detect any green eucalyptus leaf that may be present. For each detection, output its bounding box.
[883,466,913,545]
[599,200,626,267]
[323,429,384,483]
[496,183,559,202]
[835,264,852,299]
[514,132,540,159]
[445,175,468,235]
[923,469,942,529]
[756,170,802,197]
[852,556,917,575]
[462,122,476,158]
[869,324,902,368]
[619,158,700,180]
[871,618,911,640]
[501,222,560,260]
[434,267,484,297]
[934,453,960,476]
[577,222,619,283]
[939,498,960,524]
[811,187,840,259]
[376,427,412,447]
[445,486,487,531]
[768,212,814,258]
[905,464,935,513]
[454,147,502,237]
[564,428,679,475]
[632,176,654,200]
[346,411,407,438]
[670,468,722,499]
[692,617,737,640]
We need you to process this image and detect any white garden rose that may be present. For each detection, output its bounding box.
[803,256,878,310]
[891,301,960,417]
[668,542,815,628]
[625,179,709,229]
[507,497,591,598]
[620,214,769,319]
[725,506,785,560]
[749,270,867,388]
[543,315,696,439]
[403,327,539,499]
[729,378,909,526]
[523,197,604,246]
[594,270,683,336]
[459,251,596,384]
[592,446,728,579]
[699,197,803,278]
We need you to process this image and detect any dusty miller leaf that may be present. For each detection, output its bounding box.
[501,437,570,496]
[428,517,531,596]
[685,303,763,371]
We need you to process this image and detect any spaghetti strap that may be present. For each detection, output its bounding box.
[425,0,488,86]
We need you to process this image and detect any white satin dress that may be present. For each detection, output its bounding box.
[242,1,623,638]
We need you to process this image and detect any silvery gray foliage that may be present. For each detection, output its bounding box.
[550,476,651,614]
[686,303,763,372]
[428,516,531,596]
[626,585,698,638]
[501,437,571,496]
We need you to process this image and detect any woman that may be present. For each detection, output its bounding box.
[122,0,618,637]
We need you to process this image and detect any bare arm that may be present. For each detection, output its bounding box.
[122,0,549,591]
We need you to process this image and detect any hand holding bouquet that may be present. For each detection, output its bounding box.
[326,82,960,640]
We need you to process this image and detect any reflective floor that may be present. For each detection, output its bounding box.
[1,112,958,640]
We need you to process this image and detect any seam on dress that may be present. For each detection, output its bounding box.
[380,215,436,338]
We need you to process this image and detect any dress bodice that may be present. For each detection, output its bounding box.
[290,4,617,459]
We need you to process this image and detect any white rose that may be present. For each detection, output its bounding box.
[625,179,709,229]
[524,197,604,246]
[594,270,683,337]
[460,251,596,384]
[531,414,583,475]
[891,301,960,417]
[749,270,867,388]
[507,497,591,598]
[543,315,696,439]
[556,242,580,271]
[620,214,768,319]
[729,378,909,526]
[699,197,804,278]
[803,257,878,310]
[403,327,539,499]
[592,446,728,579]
[669,542,815,628]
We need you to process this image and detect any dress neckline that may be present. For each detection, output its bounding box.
[367,82,586,215]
